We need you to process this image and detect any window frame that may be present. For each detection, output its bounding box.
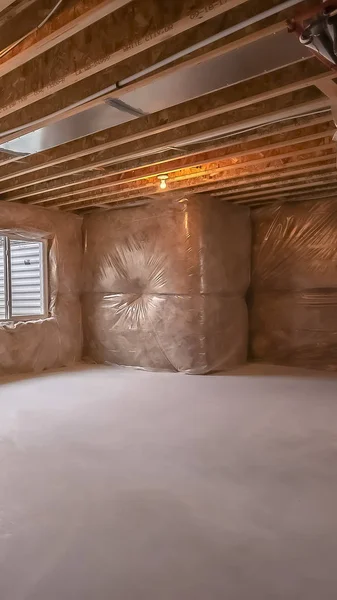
[0,233,49,322]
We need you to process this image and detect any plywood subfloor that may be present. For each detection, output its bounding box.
[1,364,337,599]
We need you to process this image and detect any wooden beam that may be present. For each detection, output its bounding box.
[8,123,334,203]
[0,0,317,142]
[0,87,330,192]
[0,0,135,78]
[0,0,248,119]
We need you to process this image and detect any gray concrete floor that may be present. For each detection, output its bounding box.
[0,364,337,599]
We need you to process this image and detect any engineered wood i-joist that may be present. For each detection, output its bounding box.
[235,181,337,204]
[214,171,337,198]
[0,0,68,54]
[158,159,337,202]
[231,180,337,203]
[0,57,330,175]
[209,162,337,192]
[0,0,248,119]
[0,0,135,78]
[37,157,336,208]
[11,123,334,204]
[0,108,331,201]
[0,0,16,11]
[0,0,332,211]
[55,144,336,210]
[3,114,331,203]
[68,159,337,211]
[0,0,318,143]
[50,161,337,208]
[72,157,337,211]
[246,187,337,207]
[146,169,337,205]
[0,85,330,195]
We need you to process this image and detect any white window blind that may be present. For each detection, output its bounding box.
[0,235,47,321]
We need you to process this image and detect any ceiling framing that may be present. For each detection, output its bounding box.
[0,0,336,213]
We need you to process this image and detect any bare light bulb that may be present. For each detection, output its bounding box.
[158,174,169,190]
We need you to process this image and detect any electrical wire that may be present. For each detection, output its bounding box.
[0,0,63,60]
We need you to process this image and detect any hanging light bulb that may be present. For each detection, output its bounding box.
[158,174,169,190]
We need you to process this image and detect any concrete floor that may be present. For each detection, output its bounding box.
[1,365,337,600]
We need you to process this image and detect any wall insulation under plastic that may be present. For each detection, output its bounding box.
[82,197,251,374]
[1,196,337,376]
[250,199,337,371]
[0,202,82,375]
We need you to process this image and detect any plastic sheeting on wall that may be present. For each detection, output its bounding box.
[83,197,251,374]
[0,202,82,375]
[251,200,337,370]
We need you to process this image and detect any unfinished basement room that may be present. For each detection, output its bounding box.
[1,0,337,598]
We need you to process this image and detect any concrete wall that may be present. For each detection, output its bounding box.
[0,202,82,375]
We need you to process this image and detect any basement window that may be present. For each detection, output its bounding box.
[0,235,48,321]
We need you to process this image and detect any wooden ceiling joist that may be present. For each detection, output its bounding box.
[245,186,337,207]
[233,178,337,203]
[191,157,337,190]
[0,0,317,145]
[0,0,135,78]
[0,0,17,11]
[0,83,331,197]
[209,162,336,192]
[5,122,334,203]
[0,0,335,211]
[0,56,331,174]
[71,157,337,212]
[67,156,337,212]
[1,114,330,205]
[0,0,249,119]
[214,171,337,199]
[48,143,336,210]
[234,176,337,202]
[0,105,332,201]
